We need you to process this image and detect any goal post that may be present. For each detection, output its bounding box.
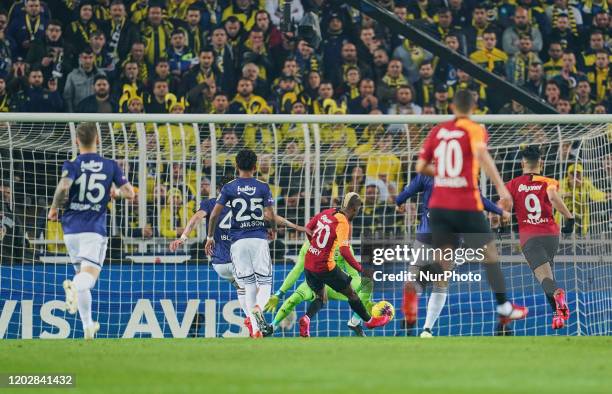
[0,114,610,338]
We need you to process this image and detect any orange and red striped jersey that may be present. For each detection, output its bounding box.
[506,174,560,246]
[304,208,351,273]
[419,118,488,211]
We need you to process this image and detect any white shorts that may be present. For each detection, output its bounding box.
[64,232,108,270]
[213,262,235,282]
[230,238,272,284]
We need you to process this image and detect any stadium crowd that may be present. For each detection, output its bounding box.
[0,0,609,115]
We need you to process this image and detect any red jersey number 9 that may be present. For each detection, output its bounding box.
[525,193,542,220]
[433,139,463,177]
[313,220,331,248]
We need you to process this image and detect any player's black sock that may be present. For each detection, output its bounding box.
[484,263,507,305]
[306,298,324,319]
[541,278,558,312]
[348,297,371,322]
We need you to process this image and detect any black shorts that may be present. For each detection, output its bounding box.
[305,266,352,293]
[522,235,559,270]
[429,208,494,249]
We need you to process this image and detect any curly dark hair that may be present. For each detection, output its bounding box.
[235,149,257,171]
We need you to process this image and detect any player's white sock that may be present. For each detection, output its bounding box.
[73,272,96,329]
[424,291,447,330]
[348,314,362,327]
[237,291,248,318]
[256,283,271,311]
[244,282,259,332]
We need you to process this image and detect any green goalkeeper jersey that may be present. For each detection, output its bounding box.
[278,240,359,294]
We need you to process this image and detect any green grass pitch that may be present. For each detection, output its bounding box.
[1,337,611,394]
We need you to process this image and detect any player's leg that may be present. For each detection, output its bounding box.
[523,236,568,328]
[300,271,328,337]
[272,282,314,330]
[347,274,373,336]
[230,239,261,337]
[213,262,252,335]
[63,233,106,339]
[402,240,430,328]
[252,238,273,335]
[421,260,454,338]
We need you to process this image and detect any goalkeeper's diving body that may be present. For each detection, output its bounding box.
[505,146,574,329]
[170,177,310,337]
[415,89,528,332]
[396,174,510,338]
[265,239,374,336]
[298,192,391,337]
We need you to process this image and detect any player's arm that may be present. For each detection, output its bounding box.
[475,144,512,208]
[204,203,225,255]
[396,175,424,212]
[169,210,206,252]
[48,177,73,221]
[275,214,312,236]
[265,241,308,312]
[336,218,362,272]
[415,129,436,176]
[112,183,136,201]
[547,186,575,234]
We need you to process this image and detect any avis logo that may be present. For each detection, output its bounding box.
[237,185,256,196]
[81,160,103,173]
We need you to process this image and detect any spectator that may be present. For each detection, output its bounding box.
[447,0,471,28]
[144,78,170,113]
[432,83,450,114]
[114,61,145,111]
[499,100,529,114]
[0,181,27,262]
[0,76,13,111]
[552,50,579,98]
[522,61,545,98]
[153,57,180,94]
[573,78,597,114]
[76,74,116,113]
[393,41,433,85]
[160,188,195,239]
[67,1,99,55]
[210,91,230,114]
[117,186,154,239]
[240,28,273,82]
[429,7,462,42]
[229,77,267,114]
[469,28,508,77]
[26,20,74,84]
[414,61,436,108]
[388,85,422,115]
[140,4,175,66]
[90,31,116,78]
[0,10,11,79]
[434,33,461,87]
[266,0,303,27]
[560,163,610,236]
[586,50,610,102]
[546,0,583,38]
[321,12,350,77]
[255,10,282,50]
[371,47,389,83]
[556,96,572,113]
[311,80,334,114]
[348,78,378,114]
[328,41,372,89]
[167,29,196,77]
[579,30,608,71]
[180,47,220,97]
[184,6,204,55]
[209,27,236,94]
[223,15,244,49]
[122,42,148,84]
[544,79,562,107]
[14,67,62,111]
[543,41,564,79]
[377,59,407,107]
[241,62,270,98]
[222,0,260,30]
[506,34,541,85]
[502,6,543,56]
[463,3,500,54]
[7,0,47,58]
[365,133,401,191]
[63,48,105,112]
[548,12,580,54]
[102,0,140,64]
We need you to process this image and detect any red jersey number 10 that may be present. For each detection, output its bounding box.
[433,139,463,177]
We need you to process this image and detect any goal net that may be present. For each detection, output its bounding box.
[0,114,610,338]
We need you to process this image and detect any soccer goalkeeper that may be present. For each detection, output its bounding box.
[265,240,375,336]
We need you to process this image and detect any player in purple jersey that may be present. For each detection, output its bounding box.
[170,178,309,337]
[48,123,134,339]
[396,174,510,338]
[205,149,309,338]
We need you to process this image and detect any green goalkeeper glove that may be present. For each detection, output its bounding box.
[264,291,284,312]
